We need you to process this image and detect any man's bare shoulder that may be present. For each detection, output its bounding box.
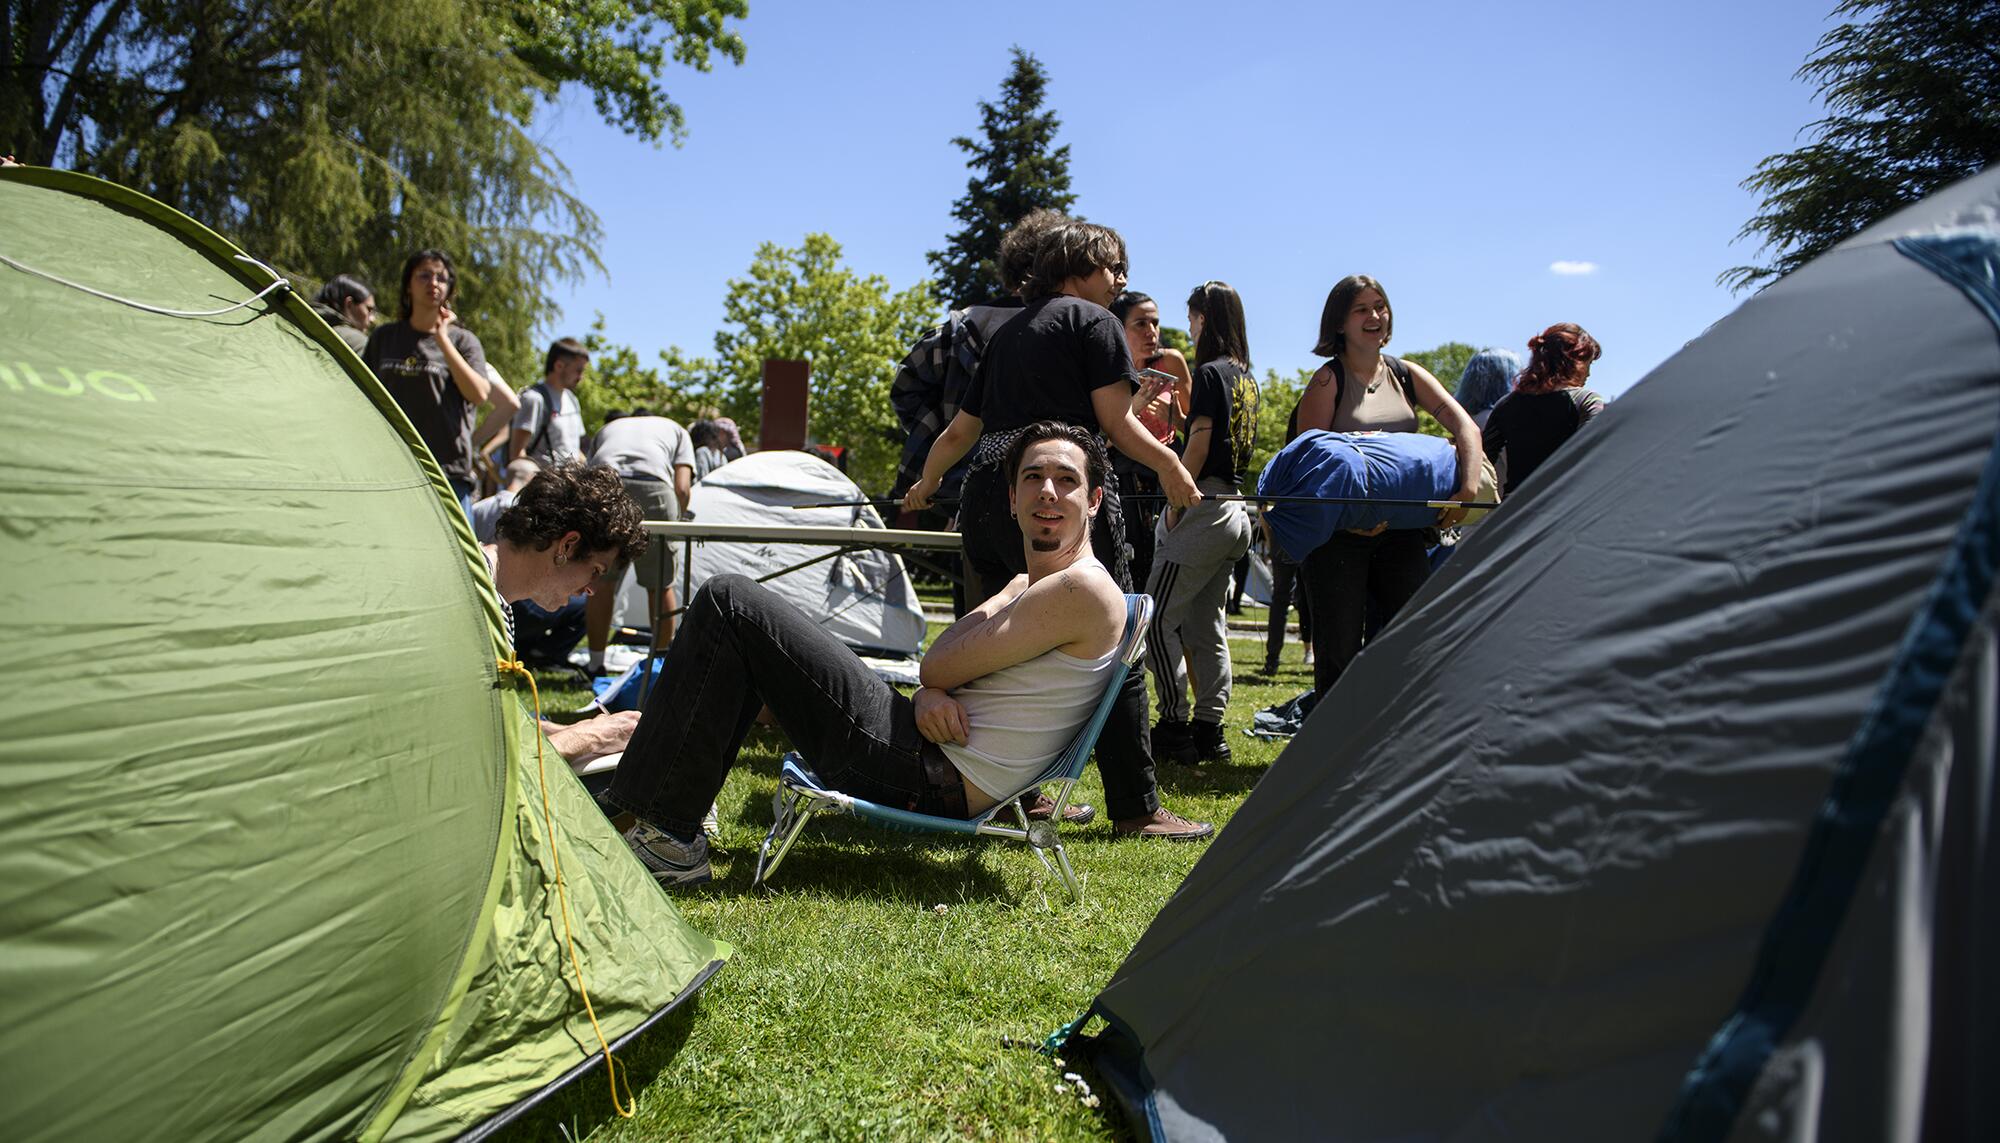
[1027,557,1125,656]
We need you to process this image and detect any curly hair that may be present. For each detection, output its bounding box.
[495,461,648,568]
[1516,323,1602,394]
[1004,421,1110,494]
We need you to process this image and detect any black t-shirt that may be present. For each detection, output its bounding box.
[1184,359,1260,486]
[962,295,1137,434]
[1482,387,1605,495]
[362,320,488,481]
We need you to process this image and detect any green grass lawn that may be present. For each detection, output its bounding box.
[498,619,1308,1142]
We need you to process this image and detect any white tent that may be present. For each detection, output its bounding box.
[683,450,928,657]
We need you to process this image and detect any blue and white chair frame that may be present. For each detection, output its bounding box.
[752,594,1153,901]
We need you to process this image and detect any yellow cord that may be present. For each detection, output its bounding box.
[497,658,636,1120]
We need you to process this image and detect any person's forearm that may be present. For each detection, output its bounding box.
[919,412,981,491]
[1106,410,1184,478]
[922,581,1024,684]
[1180,424,1213,482]
[439,337,490,403]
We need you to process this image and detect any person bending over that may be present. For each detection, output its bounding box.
[606,422,1130,886]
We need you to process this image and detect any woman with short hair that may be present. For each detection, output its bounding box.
[1291,275,1483,697]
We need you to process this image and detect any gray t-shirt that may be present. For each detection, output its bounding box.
[512,383,586,465]
[467,489,515,544]
[362,320,489,481]
[589,416,696,484]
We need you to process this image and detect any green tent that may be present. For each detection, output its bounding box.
[0,168,728,1140]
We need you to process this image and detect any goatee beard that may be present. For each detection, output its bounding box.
[1030,538,1060,552]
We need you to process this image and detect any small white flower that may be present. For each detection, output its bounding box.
[1082,1094,1101,1109]
[932,904,949,914]
[1054,1083,1070,1094]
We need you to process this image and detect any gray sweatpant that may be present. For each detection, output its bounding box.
[1144,480,1252,723]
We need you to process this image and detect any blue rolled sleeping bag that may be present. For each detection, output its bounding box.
[1258,430,1461,562]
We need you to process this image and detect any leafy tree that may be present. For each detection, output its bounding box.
[1401,341,1478,439]
[674,234,937,494]
[927,47,1076,309]
[1,0,747,378]
[1724,0,2000,290]
[1244,367,1311,494]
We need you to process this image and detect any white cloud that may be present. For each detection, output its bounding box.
[1549,260,1599,276]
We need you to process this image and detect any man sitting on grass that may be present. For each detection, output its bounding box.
[604,421,1134,885]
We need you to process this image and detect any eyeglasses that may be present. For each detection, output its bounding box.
[1110,262,1128,277]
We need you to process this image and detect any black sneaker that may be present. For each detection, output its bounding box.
[623,821,712,886]
[1190,719,1233,764]
[1150,718,1198,764]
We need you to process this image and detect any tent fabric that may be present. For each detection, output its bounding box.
[1257,430,1493,561]
[1072,169,2000,1142]
[684,450,928,656]
[0,168,726,1141]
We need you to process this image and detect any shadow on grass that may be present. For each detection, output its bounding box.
[717,833,1015,902]
[484,993,704,1143]
[1149,756,1272,798]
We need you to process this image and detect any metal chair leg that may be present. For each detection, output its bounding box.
[754,795,816,891]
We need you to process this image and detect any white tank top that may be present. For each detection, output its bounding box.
[939,642,1120,800]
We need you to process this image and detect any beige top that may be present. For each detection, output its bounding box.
[1328,358,1420,434]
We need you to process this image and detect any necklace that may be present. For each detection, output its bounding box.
[1363,360,1386,394]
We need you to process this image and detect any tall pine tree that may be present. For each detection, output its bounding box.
[1723,0,2000,291]
[928,47,1076,309]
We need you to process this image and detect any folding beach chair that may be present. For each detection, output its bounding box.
[752,594,1152,901]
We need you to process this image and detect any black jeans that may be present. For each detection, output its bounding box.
[958,456,1161,821]
[1302,528,1431,697]
[1265,549,1312,666]
[607,575,967,838]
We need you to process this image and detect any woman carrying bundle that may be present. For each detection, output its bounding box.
[1291,275,1483,697]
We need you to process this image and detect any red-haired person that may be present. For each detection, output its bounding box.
[1481,323,1605,497]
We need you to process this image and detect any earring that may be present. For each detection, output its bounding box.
[555,554,568,567]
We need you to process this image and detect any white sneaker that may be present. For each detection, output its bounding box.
[700,801,721,837]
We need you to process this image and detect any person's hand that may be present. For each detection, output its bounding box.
[1162,464,1202,511]
[434,303,457,339]
[1436,479,1480,530]
[554,709,641,762]
[914,686,969,746]
[903,474,941,513]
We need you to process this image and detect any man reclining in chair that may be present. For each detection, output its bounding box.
[604,420,1128,886]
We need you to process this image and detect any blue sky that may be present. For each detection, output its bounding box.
[541,0,1837,398]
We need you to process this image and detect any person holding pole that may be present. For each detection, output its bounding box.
[1290,275,1483,697]
[904,220,1212,841]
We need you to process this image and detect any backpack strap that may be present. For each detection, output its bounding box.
[523,381,555,459]
[1384,354,1418,411]
[1329,355,1421,421]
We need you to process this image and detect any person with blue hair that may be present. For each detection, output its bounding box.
[1454,347,1523,430]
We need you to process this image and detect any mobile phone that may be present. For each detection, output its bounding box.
[1136,367,1177,387]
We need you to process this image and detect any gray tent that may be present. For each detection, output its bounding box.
[1071,168,2000,1141]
